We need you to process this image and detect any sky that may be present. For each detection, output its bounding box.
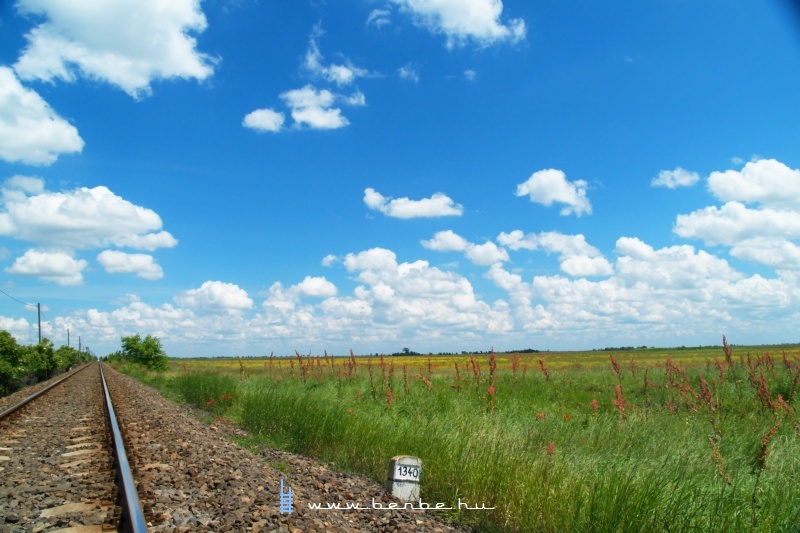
[1,0,799,357]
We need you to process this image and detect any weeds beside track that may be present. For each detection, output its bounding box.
[118,340,800,532]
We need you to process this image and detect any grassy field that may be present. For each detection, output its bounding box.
[116,340,800,532]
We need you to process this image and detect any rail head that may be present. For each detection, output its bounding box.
[99,362,149,533]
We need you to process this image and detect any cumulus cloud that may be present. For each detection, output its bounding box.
[498,230,613,276]
[674,159,800,270]
[422,230,508,266]
[97,250,163,280]
[0,67,84,165]
[175,281,254,314]
[0,177,177,251]
[707,159,800,209]
[515,169,592,216]
[364,188,463,218]
[339,247,508,331]
[6,249,87,286]
[389,0,526,48]
[13,0,216,98]
[242,108,285,133]
[674,201,800,246]
[614,237,742,289]
[651,167,700,188]
[293,276,338,298]
[280,85,350,130]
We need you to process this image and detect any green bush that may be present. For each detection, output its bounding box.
[119,333,169,371]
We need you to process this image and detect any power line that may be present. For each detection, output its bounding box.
[0,287,34,307]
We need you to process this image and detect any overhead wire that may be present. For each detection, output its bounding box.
[0,287,34,307]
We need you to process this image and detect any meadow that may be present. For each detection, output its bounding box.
[116,339,800,532]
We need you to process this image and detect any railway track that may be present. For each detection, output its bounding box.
[2,364,470,532]
[0,362,146,532]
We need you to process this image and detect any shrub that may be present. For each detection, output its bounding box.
[119,333,169,371]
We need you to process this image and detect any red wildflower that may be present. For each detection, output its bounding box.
[564,414,571,420]
[487,385,496,396]
[546,442,555,455]
[536,412,546,419]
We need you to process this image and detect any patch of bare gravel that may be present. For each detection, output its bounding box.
[103,364,472,532]
[0,365,88,414]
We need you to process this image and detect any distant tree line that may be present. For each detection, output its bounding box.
[102,333,168,371]
[0,330,94,396]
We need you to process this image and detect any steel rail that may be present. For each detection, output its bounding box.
[99,362,149,533]
[0,363,92,421]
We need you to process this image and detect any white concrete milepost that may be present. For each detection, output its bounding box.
[386,455,422,502]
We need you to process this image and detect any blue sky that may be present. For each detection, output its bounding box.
[1,0,799,357]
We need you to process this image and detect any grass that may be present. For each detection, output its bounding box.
[116,342,800,532]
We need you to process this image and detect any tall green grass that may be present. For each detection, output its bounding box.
[120,348,800,532]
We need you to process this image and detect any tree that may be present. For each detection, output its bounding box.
[54,345,83,369]
[120,333,168,371]
[23,338,57,380]
[0,331,23,394]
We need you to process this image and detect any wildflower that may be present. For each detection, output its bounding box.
[564,414,571,421]
[386,386,394,411]
[536,412,546,419]
[590,399,598,411]
[546,442,555,455]
[487,385,496,396]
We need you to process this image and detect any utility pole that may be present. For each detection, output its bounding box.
[38,303,41,344]
[79,336,82,353]
[68,328,70,347]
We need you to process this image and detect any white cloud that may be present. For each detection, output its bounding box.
[242,108,285,132]
[389,0,526,48]
[14,0,215,99]
[674,201,800,246]
[305,27,370,87]
[498,230,613,276]
[422,229,469,252]
[515,169,592,216]
[466,241,508,265]
[6,249,87,286]
[97,250,163,280]
[338,247,509,334]
[364,188,463,218]
[614,237,742,289]
[672,159,800,270]
[0,177,177,251]
[293,276,337,298]
[398,64,420,82]
[422,230,508,266]
[651,167,699,188]
[464,69,477,81]
[367,8,393,28]
[0,67,84,165]
[280,85,349,130]
[707,159,800,209]
[175,281,254,315]
[345,90,367,106]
